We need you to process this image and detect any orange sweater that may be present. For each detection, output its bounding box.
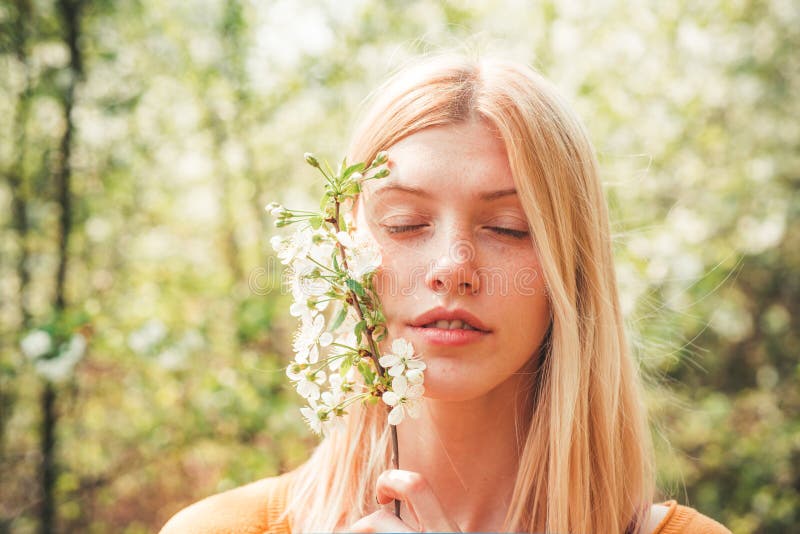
[159,470,731,534]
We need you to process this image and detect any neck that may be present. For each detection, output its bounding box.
[396,374,532,532]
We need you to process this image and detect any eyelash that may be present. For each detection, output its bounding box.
[385,225,529,239]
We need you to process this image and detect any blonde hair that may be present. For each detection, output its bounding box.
[284,52,655,533]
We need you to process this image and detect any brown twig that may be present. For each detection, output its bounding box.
[331,199,402,519]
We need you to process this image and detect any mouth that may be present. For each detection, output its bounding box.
[417,319,484,332]
[406,307,491,347]
[408,306,491,333]
[407,322,489,346]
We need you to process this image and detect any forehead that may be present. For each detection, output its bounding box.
[362,120,516,201]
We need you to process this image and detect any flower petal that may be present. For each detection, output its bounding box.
[392,338,414,358]
[335,231,356,248]
[379,354,401,368]
[390,374,408,395]
[406,369,424,385]
[406,359,426,370]
[388,405,405,425]
[296,380,320,400]
[407,384,425,399]
[319,332,333,347]
[270,235,284,252]
[382,391,399,406]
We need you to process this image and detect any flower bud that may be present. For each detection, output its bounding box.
[265,202,287,218]
[373,167,390,179]
[351,172,363,182]
[304,152,320,168]
[373,151,388,165]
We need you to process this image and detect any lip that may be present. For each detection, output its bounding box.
[407,325,488,346]
[409,306,491,332]
[407,306,491,346]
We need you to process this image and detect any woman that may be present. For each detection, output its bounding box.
[161,52,730,533]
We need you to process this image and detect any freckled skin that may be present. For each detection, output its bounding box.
[355,119,551,402]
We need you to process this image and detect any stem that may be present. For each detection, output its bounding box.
[303,255,338,274]
[332,198,401,519]
[335,392,370,410]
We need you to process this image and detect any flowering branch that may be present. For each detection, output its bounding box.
[267,151,426,517]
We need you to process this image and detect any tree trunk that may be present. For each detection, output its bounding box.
[38,383,56,534]
[39,1,85,532]
[2,0,33,478]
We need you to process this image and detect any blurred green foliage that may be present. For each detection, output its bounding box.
[1,0,797,532]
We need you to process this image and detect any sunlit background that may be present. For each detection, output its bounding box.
[1,0,798,532]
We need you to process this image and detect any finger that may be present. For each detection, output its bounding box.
[376,469,460,532]
[347,509,414,533]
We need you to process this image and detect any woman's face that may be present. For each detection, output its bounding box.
[355,119,551,402]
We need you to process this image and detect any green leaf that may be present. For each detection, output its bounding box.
[343,162,366,180]
[329,306,347,331]
[346,278,366,297]
[320,192,332,211]
[310,215,323,229]
[339,356,352,377]
[357,359,375,385]
[354,320,366,343]
[324,159,336,180]
[343,181,361,195]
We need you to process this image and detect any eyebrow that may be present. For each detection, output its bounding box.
[372,183,517,201]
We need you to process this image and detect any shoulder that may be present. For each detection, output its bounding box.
[158,471,297,534]
[647,500,732,534]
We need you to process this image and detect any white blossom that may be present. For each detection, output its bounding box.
[21,330,52,360]
[265,202,287,218]
[267,159,427,431]
[289,264,330,316]
[379,338,426,378]
[382,374,425,425]
[292,313,333,364]
[128,319,167,355]
[286,360,306,382]
[295,369,327,400]
[321,381,346,409]
[335,231,382,279]
[326,329,358,372]
[34,333,87,383]
[272,227,313,265]
[406,367,424,385]
[306,232,336,265]
[300,401,330,435]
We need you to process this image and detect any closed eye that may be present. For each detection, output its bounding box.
[384,225,528,239]
[384,224,427,234]
[490,227,529,239]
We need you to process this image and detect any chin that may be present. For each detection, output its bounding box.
[415,363,492,402]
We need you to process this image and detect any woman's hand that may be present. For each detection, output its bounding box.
[346,469,461,533]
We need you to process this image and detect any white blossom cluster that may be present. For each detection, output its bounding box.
[20,329,87,383]
[266,152,426,435]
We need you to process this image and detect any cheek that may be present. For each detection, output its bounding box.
[372,246,422,309]
[490,258,550,339]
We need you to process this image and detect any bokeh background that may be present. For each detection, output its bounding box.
[1,0,798,532]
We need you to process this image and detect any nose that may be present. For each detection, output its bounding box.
[424,234,480,296]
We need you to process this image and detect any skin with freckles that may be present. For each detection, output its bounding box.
[356,118,551,403]
[348,118,552,532]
